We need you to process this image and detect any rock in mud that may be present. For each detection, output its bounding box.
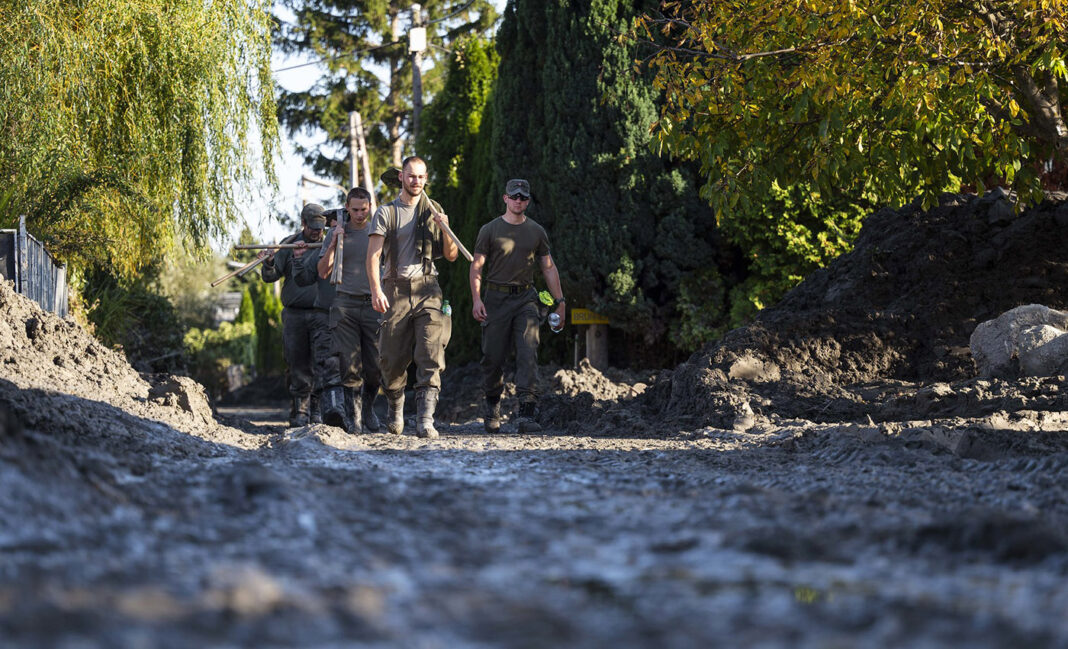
[970,304,1068,378]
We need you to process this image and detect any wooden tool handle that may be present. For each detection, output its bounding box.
[210,256,264,287]
[432,211,473,262]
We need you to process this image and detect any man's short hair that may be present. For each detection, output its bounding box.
[347,186,371,203]
[401,155,426,172]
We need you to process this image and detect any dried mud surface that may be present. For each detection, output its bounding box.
[2,193,1067,648]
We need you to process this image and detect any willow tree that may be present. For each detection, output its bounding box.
[0,0,278,277]
[641,0,1068,216]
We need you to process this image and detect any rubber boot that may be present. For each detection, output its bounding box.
[309,391,322,424]
[415,388,440,439]
[344,387,362,435]
[386,391,405,435]
[321,386,347,429]
[362,387,382,433]
[289,396,310,428]
[516,400,541,433]
[483,395,501,433]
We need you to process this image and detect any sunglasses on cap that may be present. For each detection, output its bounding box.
[507,193,529,201]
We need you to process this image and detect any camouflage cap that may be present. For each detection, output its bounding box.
[505,179,531,197]
[301,203,327,229]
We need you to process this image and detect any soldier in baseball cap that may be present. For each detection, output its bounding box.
[504,178,531,198]
[259,202,328,426]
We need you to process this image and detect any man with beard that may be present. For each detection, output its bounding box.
[366,156,458,438]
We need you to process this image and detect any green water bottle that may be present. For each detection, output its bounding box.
[442,299,452,316]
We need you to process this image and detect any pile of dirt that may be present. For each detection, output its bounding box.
[649,190,1068,426]
[439,359,656,433]
[0,280,259,460]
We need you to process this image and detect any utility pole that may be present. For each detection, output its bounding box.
[351,111,377,211]
[409,3,426,145]
[348,111,360,190]
[388,10,404,168]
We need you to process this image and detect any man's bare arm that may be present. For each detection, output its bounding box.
[540,254,566,318]
[367,234,389,313]
[470,253,487,321]
[318,226,342,279]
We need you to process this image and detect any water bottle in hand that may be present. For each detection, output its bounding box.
[548,312,563,333]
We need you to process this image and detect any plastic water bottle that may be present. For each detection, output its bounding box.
[548,312,562,333]
[442,299,452,317]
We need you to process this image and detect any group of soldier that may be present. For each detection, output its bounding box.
[259,156,566,438]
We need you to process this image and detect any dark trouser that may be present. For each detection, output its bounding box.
[282,307,318,399]
[480,289,540,402]
[379,275,451,395]
[327,293,383,394]
[308,309,332,390]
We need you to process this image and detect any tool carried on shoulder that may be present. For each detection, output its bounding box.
[381,167,473,262]
[331,208,346,285]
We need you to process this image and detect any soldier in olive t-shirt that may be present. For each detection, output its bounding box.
[315,187,383,435]
[469,179,567,433]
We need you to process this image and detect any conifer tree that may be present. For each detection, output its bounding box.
[418,37,499,362]
[274,0,497,181]
[491,0,725,360]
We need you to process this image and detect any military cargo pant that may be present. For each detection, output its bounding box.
[327,293,383,393]
[308,309,334,391]
[281,307,318,399]
[480,289,540,403]
[380,275,451,395]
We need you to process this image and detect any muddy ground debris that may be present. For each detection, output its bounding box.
[0,192,1066,647]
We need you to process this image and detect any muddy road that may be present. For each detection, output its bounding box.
[2,392,1066,648]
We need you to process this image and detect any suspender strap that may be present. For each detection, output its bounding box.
[387,203,399,278]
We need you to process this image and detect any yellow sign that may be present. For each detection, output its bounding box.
[570,308,610,325]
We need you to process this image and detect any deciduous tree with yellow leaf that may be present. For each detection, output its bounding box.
[641,0,1068,213]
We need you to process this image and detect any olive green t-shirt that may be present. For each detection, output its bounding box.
[473,216,551,286]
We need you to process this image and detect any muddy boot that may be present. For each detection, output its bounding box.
[516,401,541,433]
[309,391,322,424]
[345,387,362,435]
[321,387,347,429]
[483,395,501,433]
[386,391,405,435]
[415,388,440,439]
[289,396,310,428]
[361,388,381,433]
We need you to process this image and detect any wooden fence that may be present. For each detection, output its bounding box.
[0,215,68,318]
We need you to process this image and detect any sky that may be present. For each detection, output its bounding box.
[238,1,506,249]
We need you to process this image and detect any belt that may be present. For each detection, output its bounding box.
[339,292,373,303]
[486,282,531,295]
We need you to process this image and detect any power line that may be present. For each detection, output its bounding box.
[272,0,487,74]
[272,39,403,74]
[428,0,479,25]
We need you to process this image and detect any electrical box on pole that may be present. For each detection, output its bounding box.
[409,27,426,53]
